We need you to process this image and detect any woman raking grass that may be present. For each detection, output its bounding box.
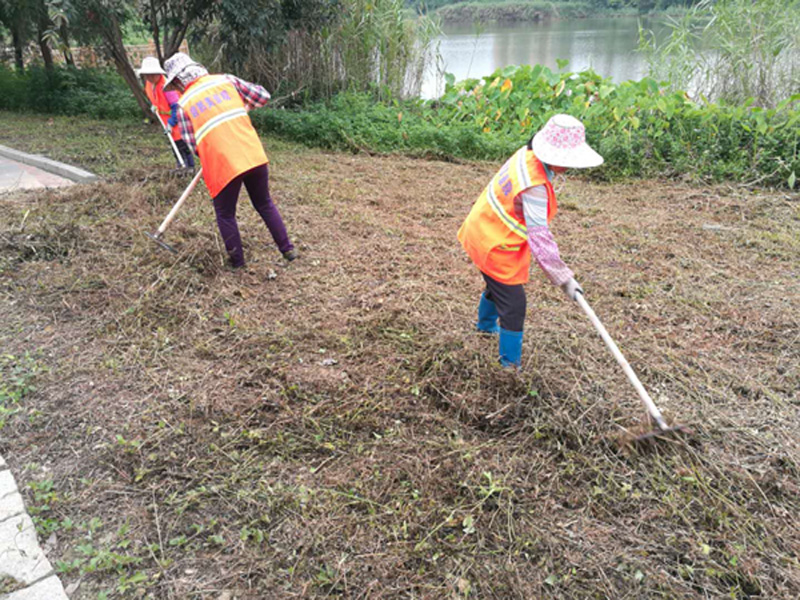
[138,57,195,170]
[163,52,298,268]
[457,114,603,367]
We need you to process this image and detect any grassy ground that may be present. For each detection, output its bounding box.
[0,111,798,599]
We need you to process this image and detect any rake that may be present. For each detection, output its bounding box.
[575,292,690,443]
[151,105,185,168]
[145,168,203,253]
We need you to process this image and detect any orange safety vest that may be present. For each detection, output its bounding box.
[457,147,557,285]
[145,77,181,142]
[178,75,268,198]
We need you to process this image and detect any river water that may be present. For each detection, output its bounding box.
[421,16,669,98]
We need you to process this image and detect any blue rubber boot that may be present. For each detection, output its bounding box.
[477,292,500,334]
[498,328,523,367]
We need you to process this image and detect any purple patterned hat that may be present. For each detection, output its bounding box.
[532,114,603,169]
[164,52,207,88]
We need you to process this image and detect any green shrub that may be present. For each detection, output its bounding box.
[1,62,797,188]
[258,64,800,187]
[0,66,139,120]
[640,0,800,108]
[433,1,593,23]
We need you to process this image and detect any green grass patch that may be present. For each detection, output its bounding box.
[0,113,798,597]
[0,353,40,429]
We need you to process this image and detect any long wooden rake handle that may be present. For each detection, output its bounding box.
[151,105,185,168]
[155,167,204,237]
[575,292,670,431]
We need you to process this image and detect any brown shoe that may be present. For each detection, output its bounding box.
[283,249,299,261]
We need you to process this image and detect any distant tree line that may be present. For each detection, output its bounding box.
[0,0,347,116]
[409,0,699,15]
[0,0,435,116]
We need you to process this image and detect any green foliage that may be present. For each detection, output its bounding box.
[0,66,139,118]
[432,1,593,23]
[253,92,511,159]
[258,64,800,187]
[333,0,439,99]
[414,0,695,17]
[0,352,40,429]
[1,58,796,187]
[53,518,146,594]
[202,0,439,101]
[640,0,800,107]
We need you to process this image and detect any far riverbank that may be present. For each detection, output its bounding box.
[431,1,683,24]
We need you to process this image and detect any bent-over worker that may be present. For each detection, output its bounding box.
[457,114,603,367]
[163,52,297,267]
[138,57,195,169]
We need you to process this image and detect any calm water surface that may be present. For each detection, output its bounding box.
[421,17,668,98]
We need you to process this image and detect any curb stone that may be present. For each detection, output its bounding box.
[0,145,98,184]
[0,455,68,600]
[2,576,68,600]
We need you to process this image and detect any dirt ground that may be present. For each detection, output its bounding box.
[0,112,798,599]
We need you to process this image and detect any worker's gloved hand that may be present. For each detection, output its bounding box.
[561,277,583,301]
[167,104,179,128]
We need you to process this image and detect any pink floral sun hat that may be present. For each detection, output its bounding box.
[532,114,603,169]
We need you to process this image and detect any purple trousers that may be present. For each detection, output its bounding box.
[213,164,293,267]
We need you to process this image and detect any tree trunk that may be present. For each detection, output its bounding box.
[164,21,190,58]
[12,24,25,72]
[149,0,191,62]
[38,37,54,70]
[36,0,53,70]
[38,32,54,70]
[103,13,152,119]
[149,0,164,63]
[61,23,75,67]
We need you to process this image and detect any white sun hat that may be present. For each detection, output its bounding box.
[137,56,165,76]
[163,52,207,88]
[532,114,604,169]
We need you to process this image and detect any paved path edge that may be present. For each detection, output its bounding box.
[0,145,98,184]
[0,455,69,600]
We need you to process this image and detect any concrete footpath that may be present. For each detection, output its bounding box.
[0,145,97,190]
[0,455,68,599]
[0,156,75,191]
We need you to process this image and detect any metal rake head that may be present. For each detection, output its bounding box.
[632,423,692,444]
[145,231,177,254]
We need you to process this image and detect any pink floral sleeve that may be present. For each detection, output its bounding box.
[517,186,573,286]
[527,226,574,287]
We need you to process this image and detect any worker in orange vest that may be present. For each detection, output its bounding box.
[457,114,603,367]
[138,57,195,169]
[163,53,297,267]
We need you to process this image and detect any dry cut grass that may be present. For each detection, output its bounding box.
[0,112,798,599]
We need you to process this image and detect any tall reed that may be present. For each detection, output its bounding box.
[640,0,800,107]
[205,0,439,101]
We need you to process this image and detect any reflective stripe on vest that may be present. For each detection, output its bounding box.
[195,107,248,145]
[178,75,267,198]
[146,77,181,140]
[483,146,548,240]
[457,147,557,285]
[178,76,228,109]
[178,75,249,145]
